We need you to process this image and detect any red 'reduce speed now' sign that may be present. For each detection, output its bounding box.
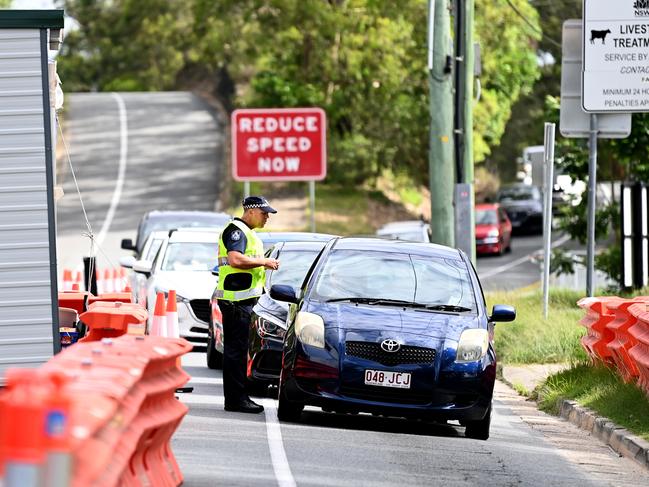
[231,108,327,181]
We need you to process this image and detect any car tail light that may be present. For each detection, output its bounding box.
[294,356,339,379]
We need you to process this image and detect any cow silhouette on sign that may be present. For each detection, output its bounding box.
[590,29,611,44]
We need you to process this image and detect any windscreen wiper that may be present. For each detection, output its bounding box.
[423,304,473,313]
[325,297,418,306]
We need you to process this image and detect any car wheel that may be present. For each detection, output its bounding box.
[464,405,491,441]
[506,239,512,253]
[206,326,223,369]
[277,384,303,422]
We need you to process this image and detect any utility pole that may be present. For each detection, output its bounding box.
[462,0,475,263]
[428,0,455,247]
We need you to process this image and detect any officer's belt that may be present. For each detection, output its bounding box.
[214,286,263,300]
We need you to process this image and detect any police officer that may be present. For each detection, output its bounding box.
[216,196,280,413]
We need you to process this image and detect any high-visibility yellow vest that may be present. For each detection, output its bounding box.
[215,220,265,301]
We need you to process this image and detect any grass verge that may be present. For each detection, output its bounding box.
[486,287,587,364]
[490,287,649,442]
[536,363,649,442]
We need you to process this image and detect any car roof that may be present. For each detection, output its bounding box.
[274,241,329,252]
[168,229,220,243]
[257,232,337,243]
[142,210,232,223]
[377,220,427,231]
[331,237,461,260]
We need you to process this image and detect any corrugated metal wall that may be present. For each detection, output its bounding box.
[0,28,55,381]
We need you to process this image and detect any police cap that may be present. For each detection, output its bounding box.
[242,195,277,214]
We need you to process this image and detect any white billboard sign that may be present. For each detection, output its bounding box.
[561,20,631,137]
[583,0,649,112]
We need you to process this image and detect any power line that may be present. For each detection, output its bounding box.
[504,0,562,49]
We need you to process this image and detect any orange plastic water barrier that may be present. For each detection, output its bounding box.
[577,296,621,364]
[79,301,148,342]
[627,304,649,395]
[604,299,649,382]
[0,334,192,487]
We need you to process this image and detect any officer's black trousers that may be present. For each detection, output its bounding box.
[218,299,255,407]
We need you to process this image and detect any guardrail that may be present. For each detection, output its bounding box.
[578,296,649,396]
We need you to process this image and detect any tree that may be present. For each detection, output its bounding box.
[59,0,192,91]
[58,0,542,186]
[487,0,582,182]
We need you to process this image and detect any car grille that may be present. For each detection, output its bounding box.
[345,341,436,366]
[339,385,432,405]
[190,299,210,323]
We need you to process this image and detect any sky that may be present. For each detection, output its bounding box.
[11,0,58,8]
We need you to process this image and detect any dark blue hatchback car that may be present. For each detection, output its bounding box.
[270,237,515,440]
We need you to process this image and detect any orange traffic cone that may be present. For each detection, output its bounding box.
[166,290,179,339]
[73,270,83,292]
[150,293,166,337]
[95,269,104,295]
[103,269,113,294]
[61,269,72,291]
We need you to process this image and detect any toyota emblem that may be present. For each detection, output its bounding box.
[380,339,401,353]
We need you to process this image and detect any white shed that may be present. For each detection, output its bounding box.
[0,10,64,383]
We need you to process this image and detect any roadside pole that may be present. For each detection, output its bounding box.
[429,0,455,247]
[243,181,250,199]
[542,123,555,318]
[462,0,475,263]
[309,181,316,232]
[586,114,598,296]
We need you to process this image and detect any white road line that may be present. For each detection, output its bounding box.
[263,399,296,487]
[96,93,128,246]
[479,234,571,279]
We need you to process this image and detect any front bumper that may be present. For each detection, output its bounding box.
[248,335,283,382]
[476,241,501,255]
[282,345,495,422]
[178,301,209,342]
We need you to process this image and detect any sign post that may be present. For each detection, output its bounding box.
[579,0,649,295]
[542,123,555,319]
[231,108,327,230]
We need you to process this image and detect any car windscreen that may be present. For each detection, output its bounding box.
[498,187,540,202]
[311,249,476,311]
[268,249,321,289]
[161,242,218,271]
[475,209,498,225]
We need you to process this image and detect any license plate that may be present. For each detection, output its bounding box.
[364,369,411,389]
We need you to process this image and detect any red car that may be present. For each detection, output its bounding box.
[475,203,512,255]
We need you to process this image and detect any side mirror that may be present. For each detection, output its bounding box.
[211,265,219,276]
[132,260,153,276]
[269,284,299,304]
[119,255,136,269]
[489,304,516,322]
[121,238,136,251]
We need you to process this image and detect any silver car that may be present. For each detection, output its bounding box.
[133,228,222,343]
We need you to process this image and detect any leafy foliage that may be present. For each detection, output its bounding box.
[58,0,541,185]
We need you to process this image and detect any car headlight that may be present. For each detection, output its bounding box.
[257,315,286,340]
[455,329,489,363]
[487,228,499,237]
[295,312,325,349]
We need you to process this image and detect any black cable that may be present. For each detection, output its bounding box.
[504,0,562,49]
